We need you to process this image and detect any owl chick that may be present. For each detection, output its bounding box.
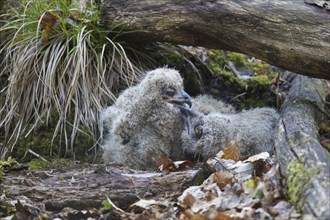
[192,94,235,114]
[181,107,279,159]
[101,68,191,170]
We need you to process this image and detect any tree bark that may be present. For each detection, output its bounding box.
[101,0,330,80]
[3,164,200,211]
[274,75,330,219]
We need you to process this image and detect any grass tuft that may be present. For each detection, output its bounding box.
[0,0,143,159]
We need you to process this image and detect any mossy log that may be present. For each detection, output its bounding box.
[3,164,200,211]
[274,75,330,218]
[101,0,330,80]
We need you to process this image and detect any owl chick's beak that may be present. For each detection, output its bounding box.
[167,90,192,108]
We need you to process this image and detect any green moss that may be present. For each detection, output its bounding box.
[101,199,113,210]
[14,129,56,162]
[0,200,16,217]
[207,50,227,67]
[247,62,271,76]
[28,158,76,171]
[152,44,184,66]
[0,157,19,182]
[27,158,49,170]
[227,52,245,69]
[247,75,272,87]
[12,116,98,163]
[205,49,280,109]
[165,51,184,65]
[286,159,313,212]
[206,50,276,90]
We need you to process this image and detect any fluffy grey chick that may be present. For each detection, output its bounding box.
[192,94,235,114]
[181,107,279,159]
[101,68,192,170]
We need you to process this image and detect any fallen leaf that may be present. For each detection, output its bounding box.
[205,157,254,181]
[207,171,234,189]
[175,160,195,170]
[181,193,195,207]
[157,155,194,172]
[127,199,158,213]
[243,152,270,163]
[157,155,175,173]
[216,139,240,161]
[243,152,272,177]
[214,211,241,220]
[178,184,222,213]
[180,210,206,220]
[253,159,273,177]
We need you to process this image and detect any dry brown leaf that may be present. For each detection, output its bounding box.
[182,193,195,207]
[127,199,156,213]
[157,155,175,172]
[180,210,207,220]
[253,159,272,177]
[213,211,241,220]
[40,12,59,44]
[217,139,240,161]
[242,152,272,177]
[210,171,234,189]
[175,160,195,170]
[157,155,194,173]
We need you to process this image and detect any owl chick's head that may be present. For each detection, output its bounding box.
[180,108,229,158]
[142,68,192,107]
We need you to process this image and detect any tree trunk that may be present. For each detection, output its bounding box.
[101,0,330,80]
[274,75,330,219]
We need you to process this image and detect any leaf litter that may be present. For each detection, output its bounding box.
[115,140,302,219]
[1,140,303,219]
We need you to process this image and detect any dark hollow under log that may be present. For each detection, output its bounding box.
[274,75,330,218]
[101,0,330,80]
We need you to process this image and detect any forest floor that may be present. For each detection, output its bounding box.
[1,153,304,220]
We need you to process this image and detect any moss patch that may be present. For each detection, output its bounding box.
[12,117,99,163]
[227,52,245,69]
[0,157,19,182]
[27,157,76,171]
[205,50,278,109]
[286,159,313,212]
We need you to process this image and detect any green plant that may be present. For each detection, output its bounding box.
[0,0,143,159]
[0,157,19,181]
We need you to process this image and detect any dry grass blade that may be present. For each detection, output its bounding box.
[0,0,146,159]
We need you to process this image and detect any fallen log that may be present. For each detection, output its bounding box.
[101,0,330,80]
[274,75,330,218]
[3,164,200,211]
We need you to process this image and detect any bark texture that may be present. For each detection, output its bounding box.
[3,164,200,211]
[274,75,330,219]
[101,0,330,79]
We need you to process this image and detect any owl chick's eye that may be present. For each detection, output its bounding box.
[194,125,203,139]
[162,87,176,97]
